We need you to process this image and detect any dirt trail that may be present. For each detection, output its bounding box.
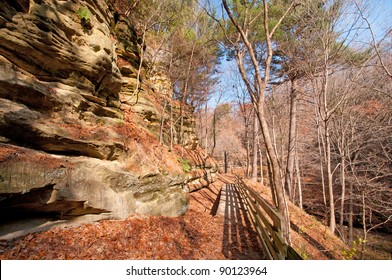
[214,176,264,259]
[0,176,264,260]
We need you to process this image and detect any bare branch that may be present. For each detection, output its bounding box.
[270,1,298,38]
[353,0,392,78]
[367,215,392,233]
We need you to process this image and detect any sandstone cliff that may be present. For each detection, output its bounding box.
[0,0,217,237]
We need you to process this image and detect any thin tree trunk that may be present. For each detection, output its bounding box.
[169,100,173,151]
[348,182,353,244]
[252,111,258,181]
[320,49,335,234]
[132,22,147,105]
[159,99,168,144]
[245,129,251,178]
[211,109,216,156]
[257,104,290,243]
[180,43,195,145]
[316,115,328,210]
[266,152,278,206]
[326,123,336,234]
[339,153,346,239]
[258,137,264,184]
[361,191,367,260]
[295,149,303,209]
[271,116,279,166]
[239,98,251,178]
[284,79,298,200]
[204,101,208,155]
[271,115,285,189]
[222,0,293,244]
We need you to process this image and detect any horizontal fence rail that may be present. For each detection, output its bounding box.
[236,180,302,260]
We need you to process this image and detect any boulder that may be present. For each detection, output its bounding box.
[184,148,219,192]
[0,143,189,221]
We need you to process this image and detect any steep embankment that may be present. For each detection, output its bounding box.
[243,179,350,260]
[0,0,217,238]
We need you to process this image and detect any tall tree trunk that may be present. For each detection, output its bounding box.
[295,149,303,209]
[159,99,168,144]
[325,123,336,234]
[211,109,216,156]
[266,146,278,206]
[257,103,290,243]
[284,79,298,200]
[245,128,251,178]
[361,191,367,260]
[348,182,353,244]
[339,152,346,240]
[252,111,258,181]
[323,98,336,234]
[239,100,251,178]
[316,114,328,211]
[169,100,173,151]
[319,48,335,234]
[271,115,285,189]
[222,0,294,244]
[204,101,209,155]
[180,43,195,145]
[258,137,264,184]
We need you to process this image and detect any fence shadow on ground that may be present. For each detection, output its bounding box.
[221,184,265,259]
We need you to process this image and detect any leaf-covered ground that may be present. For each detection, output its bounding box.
[0,175,354,260]
[244,179,349,260]
[0,180,263,260]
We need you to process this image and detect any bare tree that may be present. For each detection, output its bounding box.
[217,0,300,243]
[235,83,253,178]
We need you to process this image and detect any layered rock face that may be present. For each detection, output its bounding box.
[0,0,217,233]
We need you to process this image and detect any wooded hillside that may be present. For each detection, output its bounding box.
[0,0,391,260]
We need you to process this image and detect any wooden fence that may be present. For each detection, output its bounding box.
[236,180,302,260]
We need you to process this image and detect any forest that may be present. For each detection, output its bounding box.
[119,0,392,256]
[0,0,391,260]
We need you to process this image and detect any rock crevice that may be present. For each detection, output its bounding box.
[0,0,216,237]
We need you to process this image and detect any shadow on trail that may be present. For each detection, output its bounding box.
[221,183,265,259]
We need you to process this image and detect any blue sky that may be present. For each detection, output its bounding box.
[357,0,391,40]
[207,0,392,109]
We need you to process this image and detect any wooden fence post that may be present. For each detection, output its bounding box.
[224,151,228,173]
[236,179,302,260]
